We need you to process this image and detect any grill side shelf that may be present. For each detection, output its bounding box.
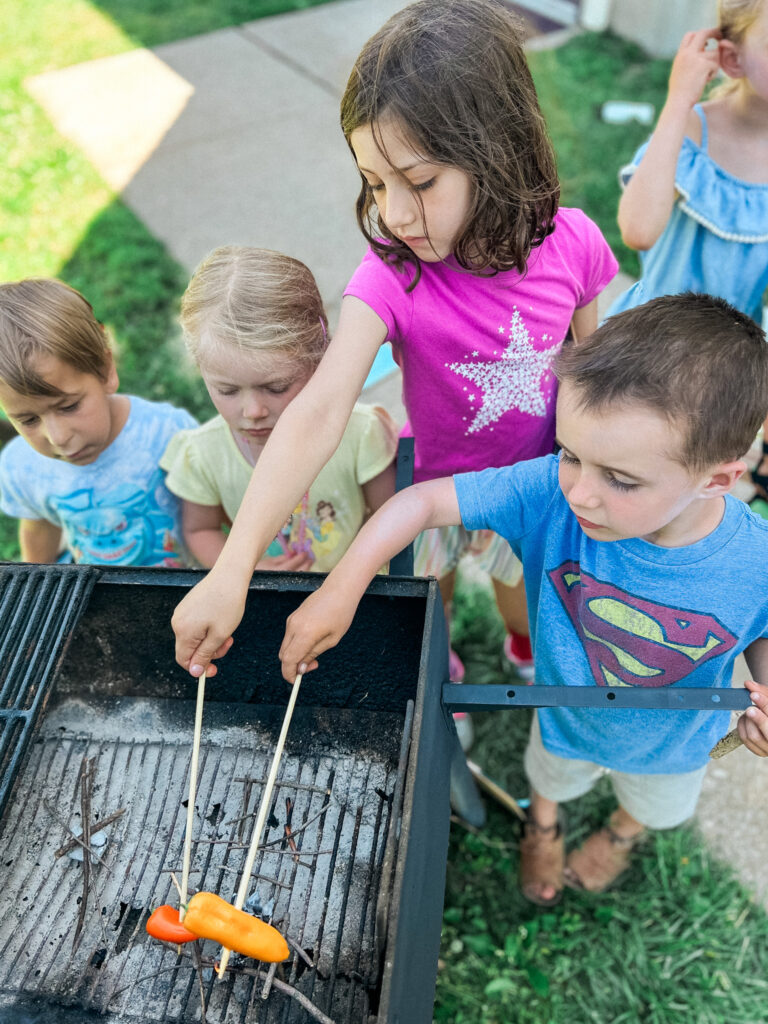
[442,683,751,713]
[0,564,99,819]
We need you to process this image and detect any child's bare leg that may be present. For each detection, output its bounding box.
[491,576,528,636]
[520,789,564,905]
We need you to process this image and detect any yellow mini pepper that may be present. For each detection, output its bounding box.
[183,892,290,963]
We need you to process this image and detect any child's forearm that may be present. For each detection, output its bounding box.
[19,518,62,563]
[185,527,227,569]
[279,478,461,680]
[617,100,691,250]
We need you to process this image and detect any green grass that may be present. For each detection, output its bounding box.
[529,31,672,278]
[438,583,768,1024]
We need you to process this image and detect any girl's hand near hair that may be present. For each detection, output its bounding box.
[667,28,722,114]
[618,27,720,252]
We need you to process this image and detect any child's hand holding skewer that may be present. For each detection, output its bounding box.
[737,679,768,756]
[710,680,768,759]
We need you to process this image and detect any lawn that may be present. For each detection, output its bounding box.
[2,4,767,1022]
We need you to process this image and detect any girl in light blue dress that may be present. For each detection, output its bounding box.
[607,0,768,493]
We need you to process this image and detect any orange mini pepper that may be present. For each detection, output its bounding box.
[182,891,290,963]
[146,905,197,944]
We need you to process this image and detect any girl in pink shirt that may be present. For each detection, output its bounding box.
[171,0,617,700]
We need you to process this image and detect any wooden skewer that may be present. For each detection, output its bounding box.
[467,759,527,821]
[179,668,208,923]
[216,673,303,979]
[709,724,744,759]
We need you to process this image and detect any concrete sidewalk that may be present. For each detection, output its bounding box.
[25,0,768,911]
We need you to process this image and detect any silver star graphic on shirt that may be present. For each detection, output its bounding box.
[447,309,557,434]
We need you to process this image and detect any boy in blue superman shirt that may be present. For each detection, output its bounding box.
[277,292,768,907]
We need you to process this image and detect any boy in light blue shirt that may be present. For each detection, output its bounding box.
[276,292,768,906]
[0,279,195,566]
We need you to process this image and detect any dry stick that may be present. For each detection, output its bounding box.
[73,756,95,949]
[261,961,278,1000]
[43,799,112,872]
[53,807,125,858]
[179,669,208,923]
[216,673,303,979]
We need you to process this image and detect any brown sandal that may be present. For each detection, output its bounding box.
[564,817,645,893]
[519,815,565,907]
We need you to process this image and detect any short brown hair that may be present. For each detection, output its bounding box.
[340,0,559,285]
[0,279,112,397]
[555,293,768,470]
[180,246,328,372]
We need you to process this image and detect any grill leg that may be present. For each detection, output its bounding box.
[448,727,486,828]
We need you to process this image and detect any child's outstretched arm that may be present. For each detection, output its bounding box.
[172,297,387,677]
[279,477,461,682]
[19,517,62,563]
[618,27,720,251]
[740,640,768,757]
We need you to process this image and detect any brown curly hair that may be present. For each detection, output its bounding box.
[340,0,560,287]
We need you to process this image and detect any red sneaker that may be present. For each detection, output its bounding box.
[503,632,535,682]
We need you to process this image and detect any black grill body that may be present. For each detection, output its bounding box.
[0,565,453,1024]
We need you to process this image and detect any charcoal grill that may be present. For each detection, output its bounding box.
[0,562,749,1024]
[0,563,454,1024]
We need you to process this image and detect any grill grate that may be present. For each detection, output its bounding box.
[0,565,98,818]
[0,696,407,1024]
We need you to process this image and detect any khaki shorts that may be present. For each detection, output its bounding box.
[414,526,523,586]
[524,712,707,830]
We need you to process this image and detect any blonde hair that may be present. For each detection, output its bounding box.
[711,0,765,96]
[0,279,112,397]
[180,246,329,371]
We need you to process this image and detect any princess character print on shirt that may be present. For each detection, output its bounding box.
[548,561,738,688]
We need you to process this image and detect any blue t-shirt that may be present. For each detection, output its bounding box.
[455,454,768,773]
[0,395,196,567]
[606,105,768,325]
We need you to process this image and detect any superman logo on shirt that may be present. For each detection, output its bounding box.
[548,561,737,688]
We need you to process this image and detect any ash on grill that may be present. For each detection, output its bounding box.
[0,694,408,1024]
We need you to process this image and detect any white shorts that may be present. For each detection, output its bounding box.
[523,712,707,830]
[414,526,523,587]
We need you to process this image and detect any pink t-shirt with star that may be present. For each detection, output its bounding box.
[345,207,618,482]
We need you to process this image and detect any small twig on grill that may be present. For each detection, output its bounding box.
[261,961,278,1000]
[169,872,184,900]
[234,777,331,796]
[193,837,334,857]
[283,798,299,862]
[263,801,332,848]
[238,779,253,842]
[226,798,331,834]
[284,933,316,971]
[53,807,125,858]
[110,963,185,999]
[206,958,335,1024]
[161,867,292,889]
[44,800,112,872]
[190,940,208,1024]
[73,756,95,949]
